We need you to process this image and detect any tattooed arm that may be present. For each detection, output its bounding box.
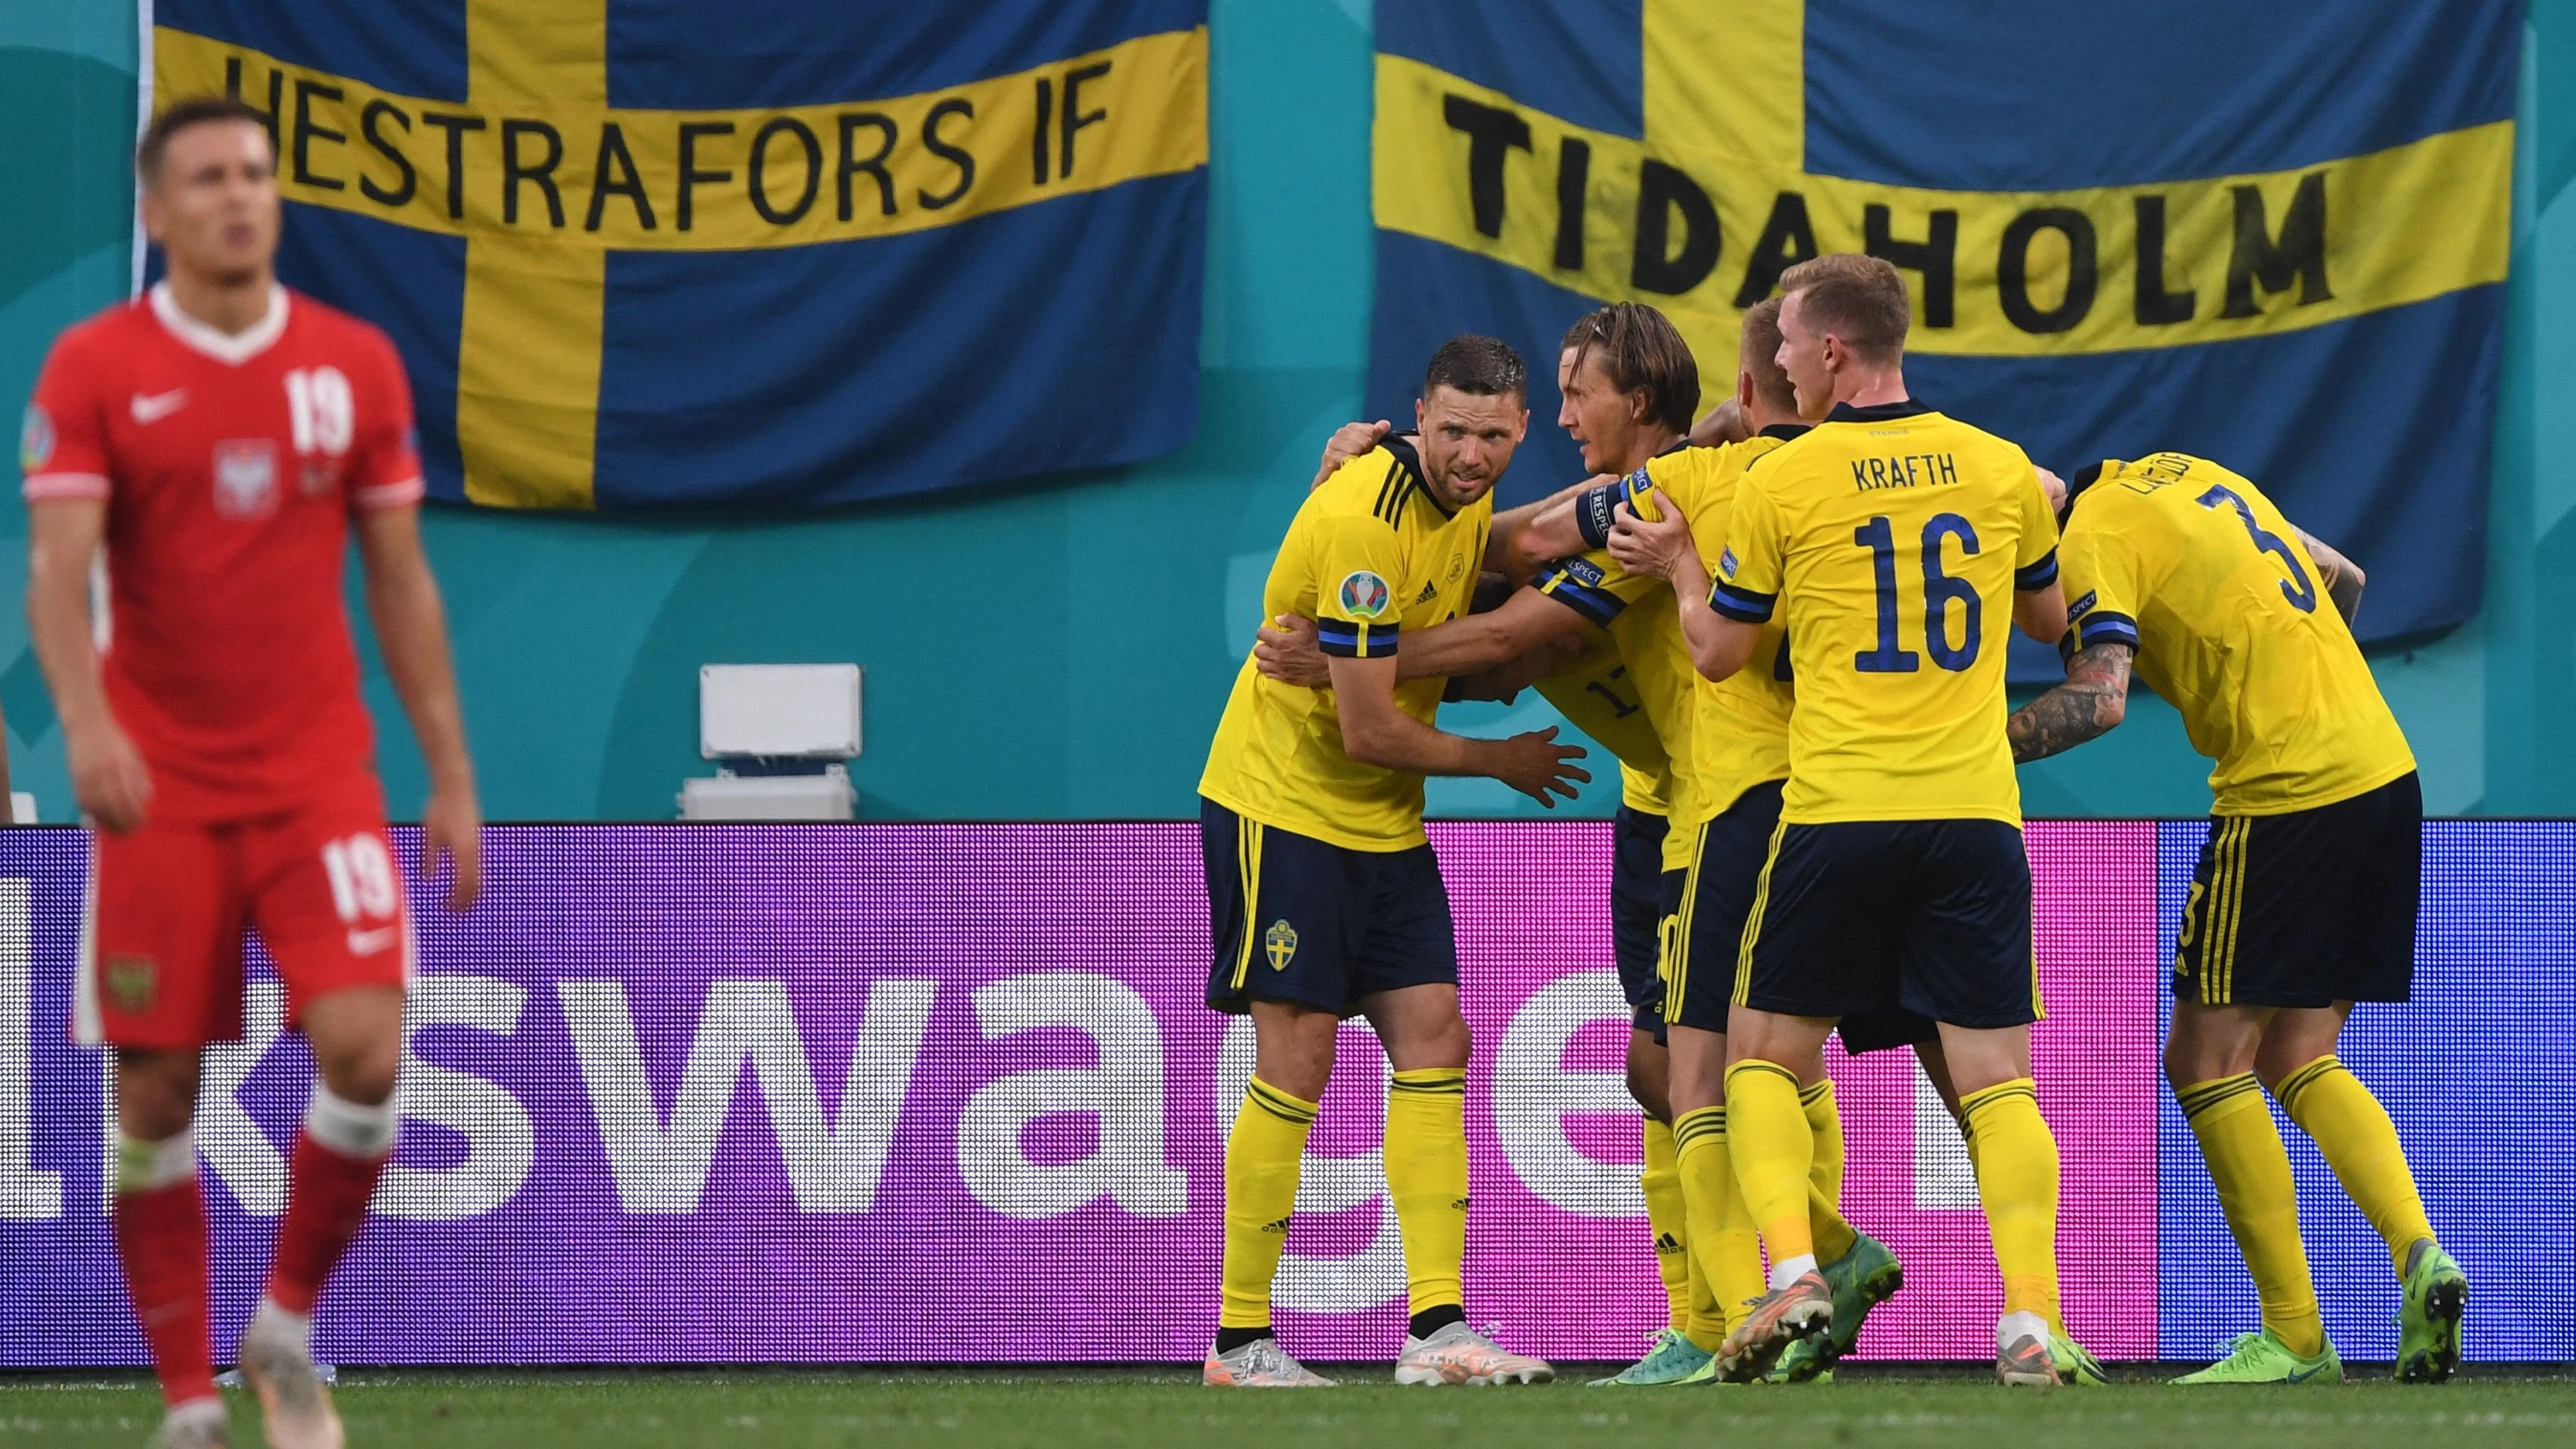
[2294,528,2365,625]
[2007,642,2136,764]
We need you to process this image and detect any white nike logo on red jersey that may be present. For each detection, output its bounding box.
[129,389,188,423]
[346,925,401,956]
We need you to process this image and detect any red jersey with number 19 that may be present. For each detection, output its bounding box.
[20,284,424,821]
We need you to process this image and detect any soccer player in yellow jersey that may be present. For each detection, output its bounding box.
[1656,255,2071,1385]
[1261,304,1766,1383]
[1198,336,1583,1389]
[2008,452,2467,1385]
[1599,296,1942,1386]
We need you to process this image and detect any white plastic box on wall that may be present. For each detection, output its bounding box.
[698,664,862,758]
[681,664,863,820]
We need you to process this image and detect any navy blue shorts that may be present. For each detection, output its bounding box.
[2175,771,2420,1009]
[1735,817,2039,1031]
[1201,799,1459,1016]
[1662,782,1934,1051]
[1664,782,1781,1036]
[1611,804,1668,1033]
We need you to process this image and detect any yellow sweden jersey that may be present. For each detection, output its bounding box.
[1531,472,1689,836]
[2060,453,2414,814]
[1533,438,1795,865]
[1531,637,1673,818]
[1713,401,2058,827]
[1671,429,1802,826]
[1199,438,1494,851]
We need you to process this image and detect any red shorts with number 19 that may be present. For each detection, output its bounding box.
[76,791,411,1049]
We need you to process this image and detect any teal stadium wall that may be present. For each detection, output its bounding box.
[6,2,2575,822]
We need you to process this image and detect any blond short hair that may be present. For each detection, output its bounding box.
[1779,253,1909,361]
[1737,298,1797,412]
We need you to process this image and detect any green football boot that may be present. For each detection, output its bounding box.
[2394,1238,2468,1383]
[2052,1331,2109,1386]
[2173,1327,2343,1384]
[1588,1328,1715,1386]
[1677,1352,1757,1385]
[1763,1231,1903,1383]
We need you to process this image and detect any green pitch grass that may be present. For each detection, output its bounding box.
[7,1366,2574,1448]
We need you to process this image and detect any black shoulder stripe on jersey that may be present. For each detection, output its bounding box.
[1375,434,1431,525]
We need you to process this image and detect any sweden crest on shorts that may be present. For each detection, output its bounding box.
[1264,919,1299,971]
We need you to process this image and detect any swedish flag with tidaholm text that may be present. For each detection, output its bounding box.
[149,0,1209,509]
[1367,0,2516,654]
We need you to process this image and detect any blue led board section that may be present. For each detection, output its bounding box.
[2156,820,2576,1360]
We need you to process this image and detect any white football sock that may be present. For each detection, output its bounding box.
[1767,1253,1818,1292]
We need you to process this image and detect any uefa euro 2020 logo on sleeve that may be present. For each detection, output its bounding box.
[1338,569,1391,619]
[20,404,53,474]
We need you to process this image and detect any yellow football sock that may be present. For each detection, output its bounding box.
[1220,1077,1317,1330]
[2276,1055,2436,1277]
[1961,1078,2060,1319]
[2178,1073,2323,1356]
[1675,1105,1765,1348]
[1385,1067,1470,1316]
[1723,1060,1814,1274]
[1641,1117,1693,1332]
[1800,1078,1857,1261]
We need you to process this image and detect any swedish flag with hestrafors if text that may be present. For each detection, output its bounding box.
[1200,441,1491,853]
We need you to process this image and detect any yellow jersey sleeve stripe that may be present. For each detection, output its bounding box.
[2073,610,2140,652]
[1708,578,1777,623]
[1316,621,1399,657]
[1534,563,1625,627]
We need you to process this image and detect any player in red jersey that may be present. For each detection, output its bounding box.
[19,97,480,1449]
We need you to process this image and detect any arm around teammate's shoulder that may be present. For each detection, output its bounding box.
[2013,579,2068,645]
[1325,652,1589,806]
[2005,641,2135,764]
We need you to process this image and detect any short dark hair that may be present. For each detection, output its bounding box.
[137,96,274,186]
[1561,302,1700,434]
[1737,298,1798,412]
[1423,334,1527,402]
[1779,253,1909,361]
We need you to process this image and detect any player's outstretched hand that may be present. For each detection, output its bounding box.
[1607,499,1695,581]
[1496,726,1589,807]
[1311,419,1393,490]
[66,718,152,834]
[1253,614,1331,687]
[423,784,483,912]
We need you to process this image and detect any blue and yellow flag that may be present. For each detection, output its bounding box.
[149,1,1209,509]
[1368,0,2518,648]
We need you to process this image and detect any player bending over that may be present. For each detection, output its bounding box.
[1631,255,2071,1386]
[2009,453,2467,1384]
[22,97,481,1448]
[1197,337,1583,1388]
